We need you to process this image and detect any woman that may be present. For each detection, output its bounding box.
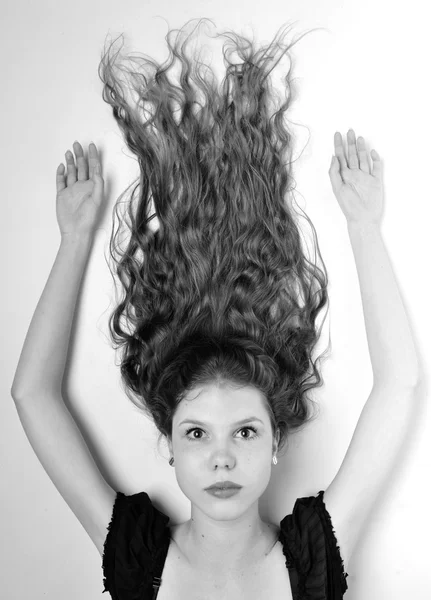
[11,18,420,600]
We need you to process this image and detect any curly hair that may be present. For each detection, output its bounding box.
[98,18,331,458]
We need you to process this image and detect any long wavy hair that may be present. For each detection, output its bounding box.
[98,18,330,458]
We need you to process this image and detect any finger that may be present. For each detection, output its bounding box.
[334,131,348,170]
[73,141,88,181]
[371,149,382,179]
[347,129,359,169]
[88,142,101,180]
[357,136,370,174]
[65,149,77,187]
[56,163,66,193]
[328,154,343,193]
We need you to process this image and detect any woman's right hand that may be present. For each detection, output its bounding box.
[56,141,105,238]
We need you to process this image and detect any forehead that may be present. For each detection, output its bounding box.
[173,384,267,423]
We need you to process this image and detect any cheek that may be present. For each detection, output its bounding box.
[244,442,272,462]
[172,446,201,477]
[172,455,203,500]
[247,453,273,485]
[176,443,201,460]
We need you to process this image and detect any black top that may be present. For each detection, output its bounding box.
[102,489,349,600]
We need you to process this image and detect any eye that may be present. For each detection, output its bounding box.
[184,426,259,442]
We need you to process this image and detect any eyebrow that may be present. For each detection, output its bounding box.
[178,417,265,427]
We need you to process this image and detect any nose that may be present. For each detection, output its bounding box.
[212,451,235,469]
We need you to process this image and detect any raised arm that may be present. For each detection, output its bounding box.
[10,142,115,557]
[322,130,421,574]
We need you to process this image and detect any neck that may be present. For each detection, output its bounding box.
[180,503,279,571]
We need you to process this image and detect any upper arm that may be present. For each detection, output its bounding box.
[322,381,417,572]
[13,393,116,556]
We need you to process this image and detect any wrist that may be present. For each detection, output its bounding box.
[347,220,381,236]
[60,231,93,248]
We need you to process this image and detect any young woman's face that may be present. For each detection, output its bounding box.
[168,384,278,515]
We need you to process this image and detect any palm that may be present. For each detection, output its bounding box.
[57,180,100,234]
[329,130,384,226]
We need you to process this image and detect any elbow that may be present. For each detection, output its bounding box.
[11,383,33,402]
[11,386,25,402]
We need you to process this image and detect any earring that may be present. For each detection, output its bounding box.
[169,456,174,466]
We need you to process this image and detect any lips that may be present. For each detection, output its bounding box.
[205,481,242,490]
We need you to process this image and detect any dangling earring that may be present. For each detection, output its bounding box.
[169,456,174,466]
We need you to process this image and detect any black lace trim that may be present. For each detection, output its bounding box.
[316,490,349,594]
[278,526,301,600]
[101,491,124,598]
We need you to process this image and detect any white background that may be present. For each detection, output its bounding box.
[2,0,430,598]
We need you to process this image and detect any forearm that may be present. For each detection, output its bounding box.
[11,233,93,399]
[347,222,420,386]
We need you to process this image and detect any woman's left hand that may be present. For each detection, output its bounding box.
[329,129,384,227]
